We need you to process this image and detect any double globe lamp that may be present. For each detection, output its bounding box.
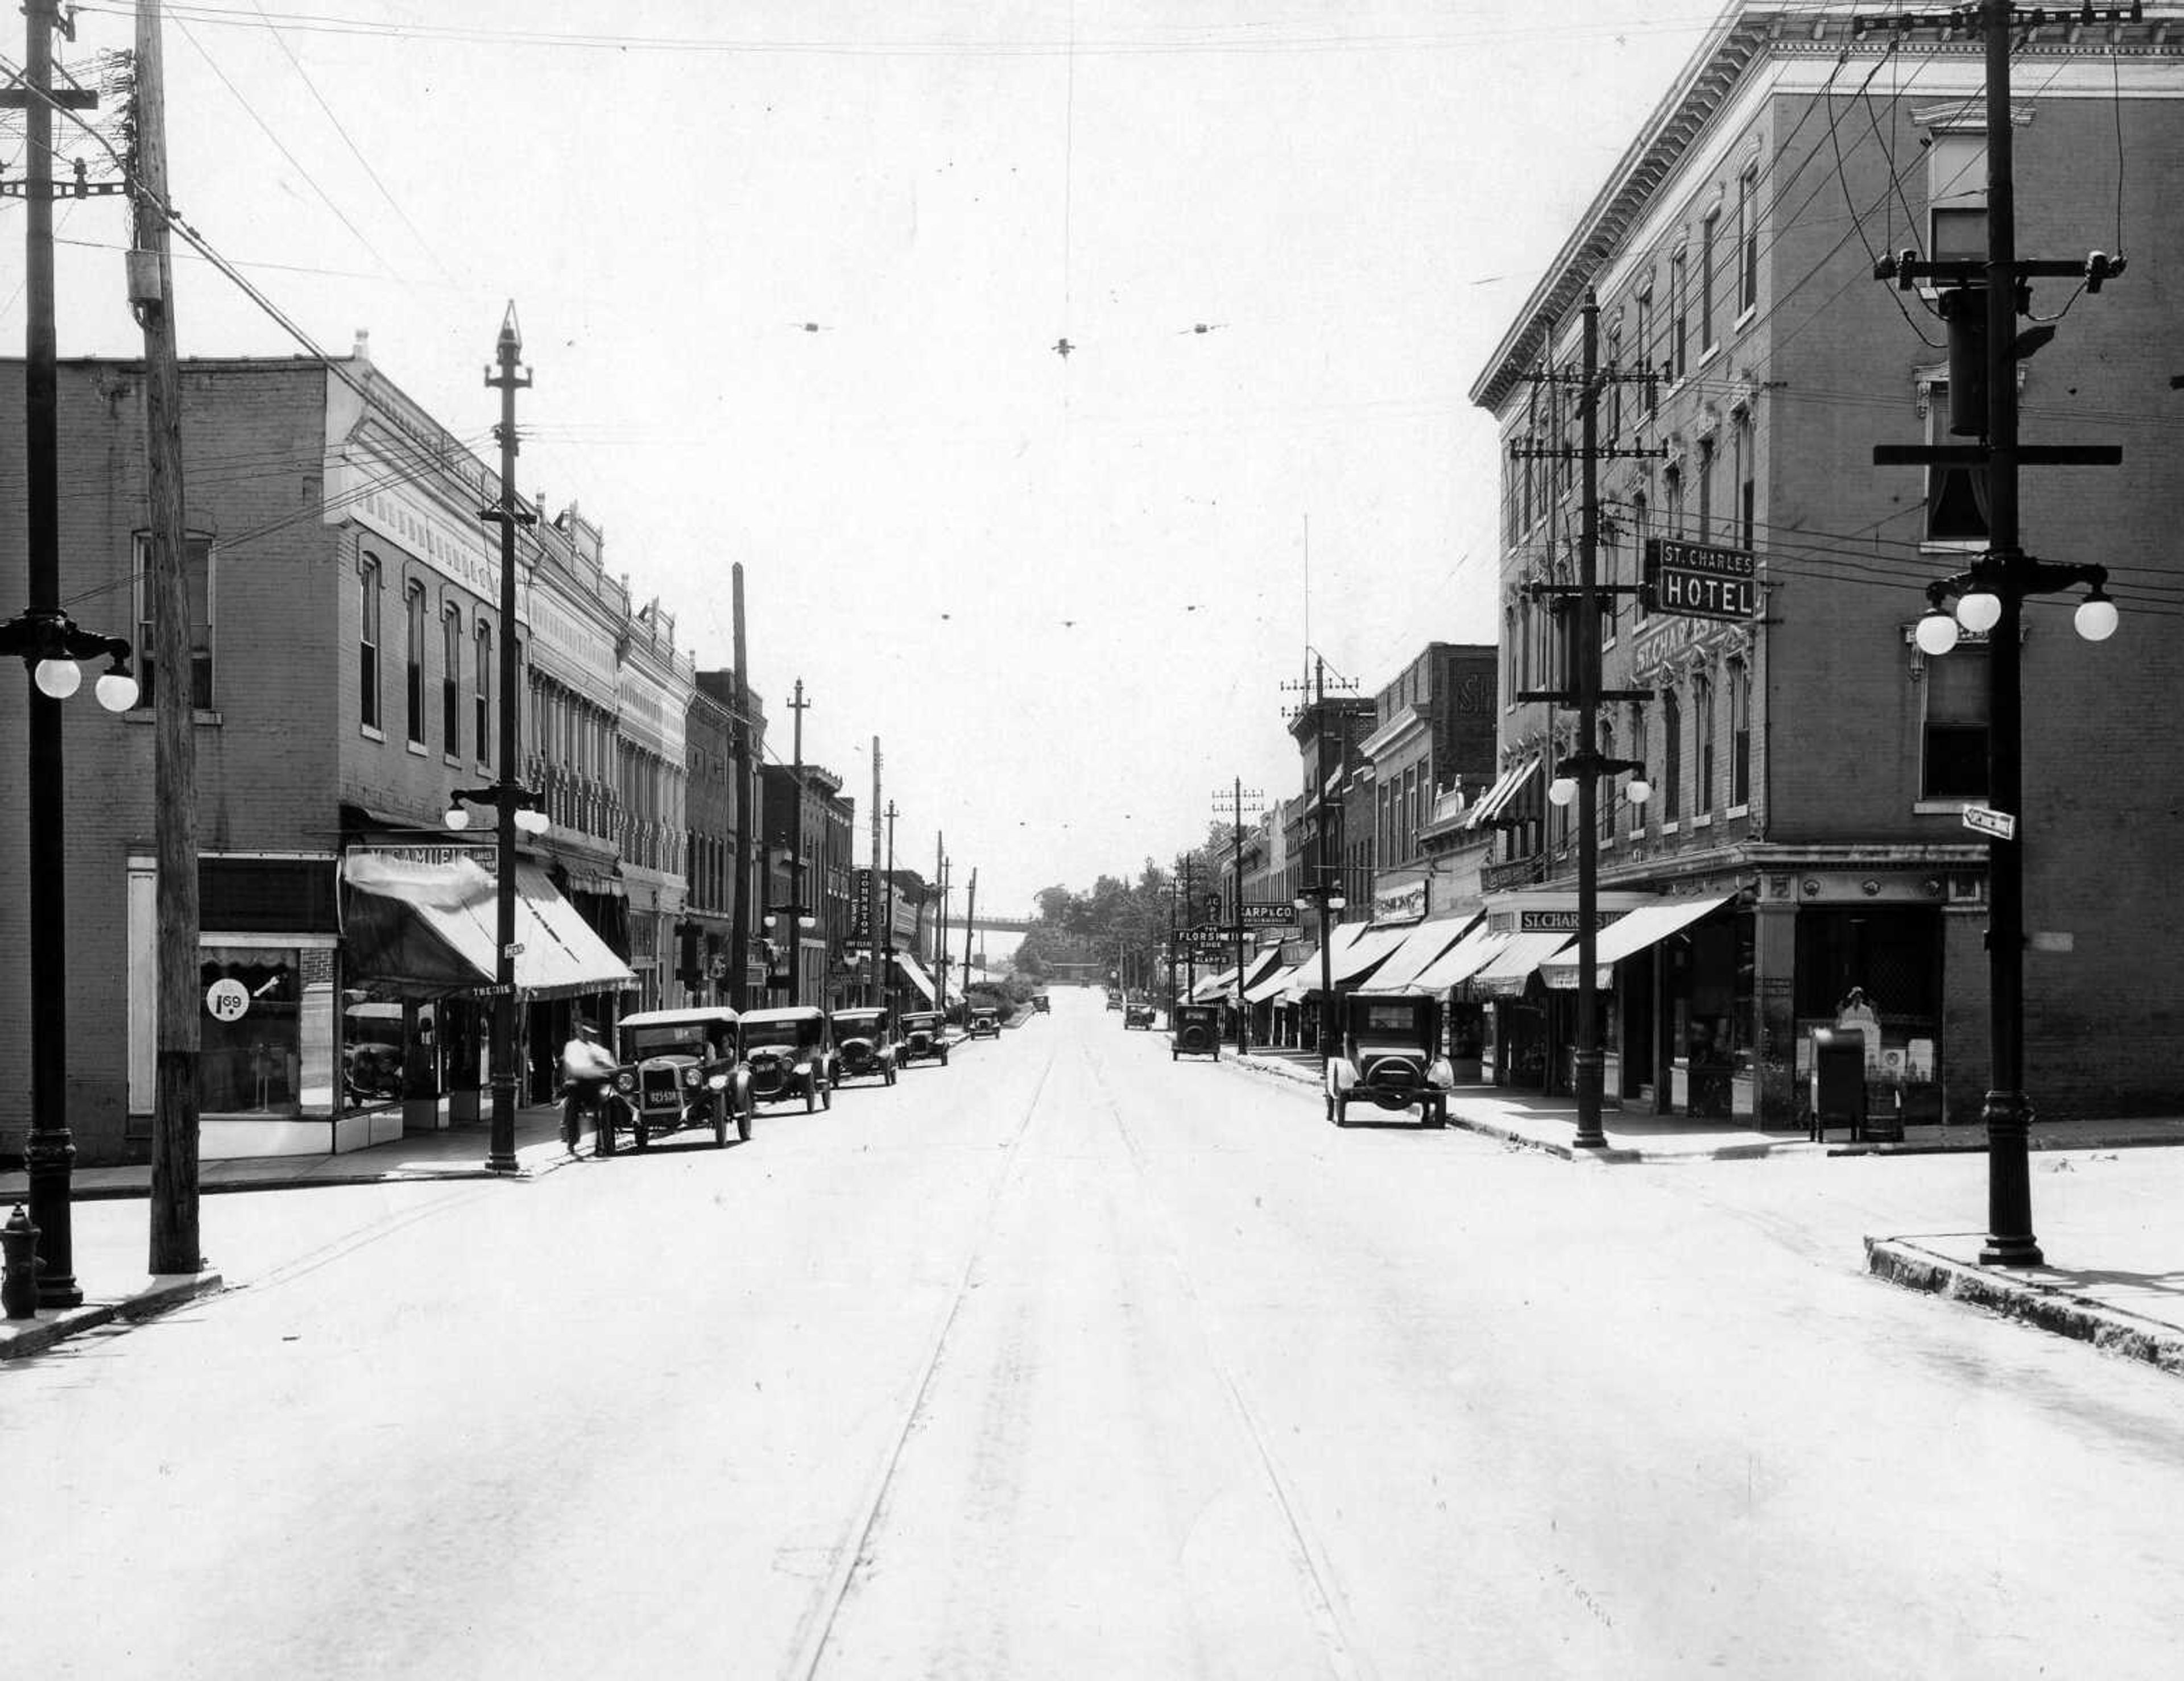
[1914,574,2117,656]
[443,797,549,837]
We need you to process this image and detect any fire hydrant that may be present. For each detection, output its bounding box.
[2,1204,40,1320]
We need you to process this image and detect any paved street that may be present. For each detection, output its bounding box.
[11,990,2184,1679]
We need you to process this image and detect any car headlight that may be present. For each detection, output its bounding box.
[707,1073,729,1090]
[1429,1059,1454,1087]
[614,1071,636,1092]
[683,1067,702,1088]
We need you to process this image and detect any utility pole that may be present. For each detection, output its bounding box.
[481,306,532,1175]
[1514,292,1657,1150]
[1211,781,1262,1055]
[728,564,752,1009]
[882,802,899,1016]
[1873,0,2128,1267]
[959,868,978,1011]
[786,679,810,1005]
[1281,653,1358,1063]
[933,836,950,1018]
[131,0,201,1273]
[867,738,883,1005]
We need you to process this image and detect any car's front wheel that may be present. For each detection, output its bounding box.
[712,1096,729,1147]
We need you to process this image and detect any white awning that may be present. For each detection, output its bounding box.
[1465,756,1541,829]
[1539,895,1735,990]
[1468,929,1578,997]
[1246,959,1302,1004]
[894,950,938,1003]
[1332,924,1410,985]
[1358,916,1480,996]
[1200,950,1280,1002]
[1190,965,1237,1003]
[1410,925,1511,992]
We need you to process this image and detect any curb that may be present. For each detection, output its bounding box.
[0,1269,225,1363]
[1866,1236,2184,1378]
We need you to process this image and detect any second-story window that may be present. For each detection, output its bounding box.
[358,554,382,731]
[474,622,492,768]
[133,533,215,710]
[1661,688,1682,821]
[1694,673,1715,817]
[404,583,427,746]
[1729,659,1752,808]
[1670,247,1689,382]
[1697,438,1715,542]
[1737,164,1759,314]
[442,605,462,752]
[1701,207,1720,352]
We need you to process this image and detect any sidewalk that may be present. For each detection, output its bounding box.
[1,1101,580,1363]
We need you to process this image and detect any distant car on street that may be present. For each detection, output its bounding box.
[830,1006,901,1087]
[1123,1001,1156,1030]
[1170,1003,1220,1061]
[898,1009,951,1067]
[967,1007,1001,1039]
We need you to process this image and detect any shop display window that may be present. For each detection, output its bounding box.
[199,947,304,1118]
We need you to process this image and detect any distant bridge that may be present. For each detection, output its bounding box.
[959,914,1036,935]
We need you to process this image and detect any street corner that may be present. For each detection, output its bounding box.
[1865,1236,2184,1379]
[0,1268,225,1364]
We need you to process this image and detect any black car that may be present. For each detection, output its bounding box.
[967,1007,1001,1039]
[1032,993,1052,1015]
[601,1005,754,1152]
[1123,1000,1156,1030]
[1170,1003,1221,1061]
[830,1007,900,1087]
[738,1005,837,1112]
[1325,993,1453,1128]
[898,1009,951,1067]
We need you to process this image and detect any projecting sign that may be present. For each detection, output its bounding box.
[1962,805,2018,842]
[1645,537,1756,621]
[1239,903,1296,926]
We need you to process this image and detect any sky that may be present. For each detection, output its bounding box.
[5,0,1732,930]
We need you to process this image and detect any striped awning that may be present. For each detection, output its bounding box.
[1357,916,1480,996]
[1465,757,1541,829]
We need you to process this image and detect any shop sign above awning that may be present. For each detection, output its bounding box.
[1538,894,1735,991]
[341,851,637,1001]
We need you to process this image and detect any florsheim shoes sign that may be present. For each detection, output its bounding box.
[1644,537,1756,621]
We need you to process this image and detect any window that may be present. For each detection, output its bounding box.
[1599,720,1617,843]
[1737,165,1759,314]
[1664,462,1685,538]
[358,555,382,730]
[1631,490,1650,624]
[404,584,427,746]
[133,533,214,709]
[1694,673,1715,817]
[1607,327,1623,437]
[1661,688,1682,819]
[1924,380,1988,543]
[1637,287,1657,415]
[1929,130,1987,260]
[474,622,492,767]
[1729,659,1752,808]
[1628,703,1649,826]
[1670,247,1688,382]
[1735,409,1755,553]
[1922,641,1989,797]
[1700,208,1720,351]
[1697,438,1715,542]
[441,606,462,751]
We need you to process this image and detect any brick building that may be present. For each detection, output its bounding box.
[0,346,738,1163]
[1469,4,2184,1124]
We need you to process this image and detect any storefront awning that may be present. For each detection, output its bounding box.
[1197,950,1281,1003]
[1465,757,1541,829]
[1358,916,1482,996]
[1189,964,1237,1003]
[1332,924,1410,985]
[1410,925,1511,992]
[341,852,638,1001]
[1467,928,1578,998]
[1539,894,1735,991]
[894,950,938,1004]
[1246,960,1301,1004]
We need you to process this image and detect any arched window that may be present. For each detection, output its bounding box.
[1729,659,1752,808]
[1661,687,1682,821]
[358,554,382,731]
[1694,672,1715,816]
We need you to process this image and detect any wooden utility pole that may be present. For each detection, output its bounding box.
[132,0,201,1273]
[933,835,950,1018]
[727,563,752,1009]
[867,738,883,1005]
[960,868,977,1008]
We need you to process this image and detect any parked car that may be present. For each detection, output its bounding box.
[1123,1000,1156,1030]
[898,1009,951,1067]
[830,1006,900,1087]
[1325,993,1452,1128]
[602,1006,752,1152]
[738,1005,837,1112]
[1032,993,1052,1014]
[1170,1002,1221,1061]
[1105,988,1124,1011]
[967,1007,1001,1039]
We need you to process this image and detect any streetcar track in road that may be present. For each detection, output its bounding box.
[1083,1038,1376,1681]
[787,1032,1061,1681]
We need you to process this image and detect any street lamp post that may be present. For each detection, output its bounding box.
[5,0,142,1303]
[1293,881,1347,1065]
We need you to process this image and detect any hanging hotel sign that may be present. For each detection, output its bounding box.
[1645,537,1756,621]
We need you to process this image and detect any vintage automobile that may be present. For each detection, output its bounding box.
[830,1005,900,1087]
[1031,993,1052,1015]
[897,1009,951,1067]
[967,1007,1002,1039]
[1123,999,1157,1030]
[601,1006,753,1152]
[1325,993,1453,1128]
[738,1005,837,1112]
[1170,1002,1221,1061]
[1105,988,1124,1011]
